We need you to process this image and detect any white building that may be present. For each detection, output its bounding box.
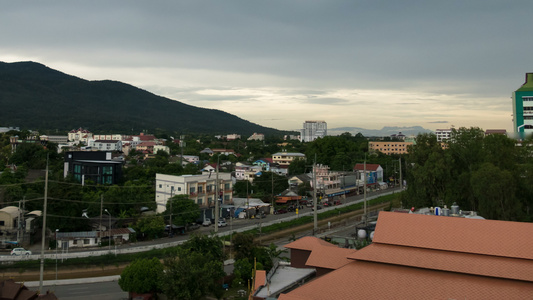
[248,133,265,141]
[300,120,327,142]
[90,140,123,151]
[155,173,233,213]
[435,129,452,142]
[272,152,306,166]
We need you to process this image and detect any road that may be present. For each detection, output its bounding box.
[22,187,400,298]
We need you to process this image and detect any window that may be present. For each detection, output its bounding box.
[189,187,196,194]
[73,240,78,245]
[178,187,181,191]
[159,184,162,188]
[198,186,203,193]
[84,239,90,245]
[224,183,230,190]
[0,221,4,226]
[198,199,203,205]
[523,97,533,101]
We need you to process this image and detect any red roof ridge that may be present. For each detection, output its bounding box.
[284,236,337,251]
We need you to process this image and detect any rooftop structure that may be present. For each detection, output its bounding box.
[279,211,533,299]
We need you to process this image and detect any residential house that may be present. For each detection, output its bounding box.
[136,141,156,154]
[63,151,124,185]
[155,173,233,212]
[272,152,305,167]
[55,228,135,249]
[278,211,533,299]
[235,163,262,182]
[353,163,383,185]
[68,128,93,144]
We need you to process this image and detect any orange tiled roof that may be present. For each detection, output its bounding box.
[305,246,355,270]
[281,211,533,299]
[372,211,533,259]
[350,243,533,282]
[254,270,266,290]
[284,236,337,251]
[279,260,533,299]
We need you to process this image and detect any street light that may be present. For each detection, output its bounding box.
[104,209,111,251]
[55,229,59,284]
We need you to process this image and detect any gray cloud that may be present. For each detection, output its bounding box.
[0,0,529,131]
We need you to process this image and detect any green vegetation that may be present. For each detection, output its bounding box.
[403,127,533,221]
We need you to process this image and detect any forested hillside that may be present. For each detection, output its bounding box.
[0,61,290,136]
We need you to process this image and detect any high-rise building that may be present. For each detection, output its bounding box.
[300,120,327,142]
[513,73,533,137]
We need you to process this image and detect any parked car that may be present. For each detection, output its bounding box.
[312,205,323,211]
[218,220,227,227]
[274,209,288,214]
[11,248,31,256]
[202,219,212,226]
[306,202,313,208]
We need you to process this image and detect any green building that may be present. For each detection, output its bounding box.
[513,73,533,138]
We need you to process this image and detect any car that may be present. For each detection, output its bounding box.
[274,209,288,214]
[218,220,227,227]
[11,248,31,256]
[306,202,313,207]
[202,219,212,226]
[312,205,323,211]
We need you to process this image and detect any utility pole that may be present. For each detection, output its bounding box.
[313,155,317,235]
[99,194,103,239]
[39,155,49,293]
[363,157,367,227]
[215,156,220,233]
[169,186,174,234]
[271,171,274,211]
[399,157,403,190]
[180,135,185,166]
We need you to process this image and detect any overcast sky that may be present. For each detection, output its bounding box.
[1,1,531,132]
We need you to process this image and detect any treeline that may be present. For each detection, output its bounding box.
[402,127,532,222]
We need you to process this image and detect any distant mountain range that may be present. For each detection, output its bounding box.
[328,126,433,137]
[0,61,293,136]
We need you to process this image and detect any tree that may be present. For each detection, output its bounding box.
[288,158,307,175]
[233,232,256,261]
[134,215,165,240]
[118,257,163,295]
[162,244,225,299]
[166,195,200,229]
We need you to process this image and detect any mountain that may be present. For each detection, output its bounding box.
[328,126,433,137]
[0,61,292,136]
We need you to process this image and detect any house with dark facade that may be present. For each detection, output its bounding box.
[63,151,123,185]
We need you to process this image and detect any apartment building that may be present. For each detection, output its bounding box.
[435,129,452,142]
[300,120,327,142]
[513,73,533,137]
[369,141,413,155]
[155,173,233,213]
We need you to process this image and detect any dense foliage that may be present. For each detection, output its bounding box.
[118,257,164,295]
[403,127,532,221]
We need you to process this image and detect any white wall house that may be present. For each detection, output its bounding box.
[155,173,233,212]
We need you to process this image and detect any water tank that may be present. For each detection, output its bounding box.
[357,229,367,239]
[369,231,375,240]
[442,205,450,217]
[451,202,460,215]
